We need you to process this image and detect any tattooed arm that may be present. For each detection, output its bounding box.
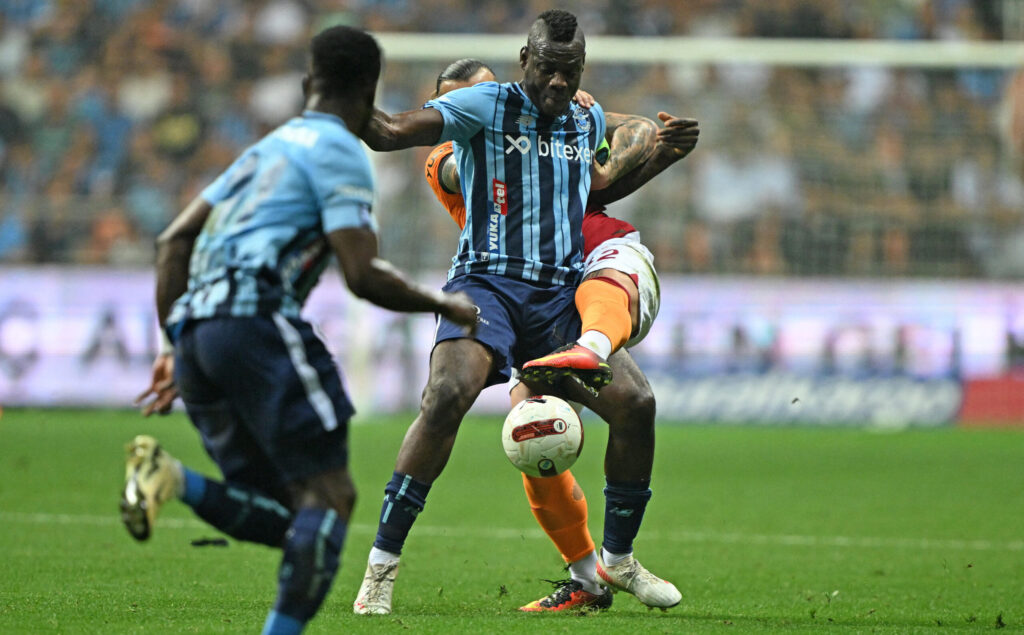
[589,112,700,207]
[590,112,659,191]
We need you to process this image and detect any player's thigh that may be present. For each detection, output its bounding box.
[175,324,292,502]
[436,273,524,387]
[516,282,581,364]
[188,316,353,490]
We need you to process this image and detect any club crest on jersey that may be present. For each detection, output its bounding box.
[573,109,591,132]
[517,114,536,127]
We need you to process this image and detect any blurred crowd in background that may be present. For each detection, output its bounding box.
[1,0,1023,278]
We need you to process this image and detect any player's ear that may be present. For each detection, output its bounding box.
[519,46,529,70]
[301,74,311,101]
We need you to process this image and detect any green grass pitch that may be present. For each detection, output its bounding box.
[1,408,1022,633]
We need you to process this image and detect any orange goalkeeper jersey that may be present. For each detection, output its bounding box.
[424,141,466,230]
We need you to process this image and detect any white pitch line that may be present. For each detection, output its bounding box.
[3,511,1022,552]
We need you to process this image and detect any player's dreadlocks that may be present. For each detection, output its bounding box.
[311,25,381,99]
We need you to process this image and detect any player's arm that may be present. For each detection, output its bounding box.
[362,107,445,152]
[138,195,210,416]
[589,112,700,207]
[155,196,210,325]
[328,228,477,331]
[590,112,658,191]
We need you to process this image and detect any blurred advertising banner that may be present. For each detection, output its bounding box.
[2,268,1023,425]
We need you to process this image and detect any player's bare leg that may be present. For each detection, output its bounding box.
[537,350,682,609]
[355,338,493,615]
[394,338,493,481]
[522,268,639,394]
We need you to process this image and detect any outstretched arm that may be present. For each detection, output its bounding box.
[589,112,699,207]
[362,107,446,152]
[329,227,477,331]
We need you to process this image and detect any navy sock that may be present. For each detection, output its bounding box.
[602,479,653,555]
[181,470,292,547]
[271,508,346,627]
[373,471,431,555]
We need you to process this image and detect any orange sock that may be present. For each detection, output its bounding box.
[523,470,595,563]
[575,278,631,353]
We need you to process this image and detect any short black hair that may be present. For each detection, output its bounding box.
[435,58,495,95]
[534,9,579,43]
[310,25,381,99]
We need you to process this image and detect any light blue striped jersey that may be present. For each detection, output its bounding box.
[166,111,376,329]
[425,81,606,286]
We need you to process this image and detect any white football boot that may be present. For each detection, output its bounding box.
[120,435,182,541]
[597,553,682,609]
[353,559,400,615]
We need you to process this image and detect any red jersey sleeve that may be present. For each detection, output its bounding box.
[424,141,467,230]
[581,205,638,258]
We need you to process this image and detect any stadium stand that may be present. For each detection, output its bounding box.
[1,0,1021,280]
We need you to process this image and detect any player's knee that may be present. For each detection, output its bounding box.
[612,384,656,428]
[421,374,476,422]
[289,470,357,519]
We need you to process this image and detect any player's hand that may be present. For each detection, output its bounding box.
[135,353,178,416]
[440,291,479,336]
[573,89,595,109]
[656,112,699,159]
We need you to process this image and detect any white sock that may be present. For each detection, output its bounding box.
[578,330,612,359]
[368,546,400,566]
[568,550,603,594]
[601,547,631,567]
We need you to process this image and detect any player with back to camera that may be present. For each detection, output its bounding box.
[350,10,699,616]
[125,25,477,635]
[424,59,698,611]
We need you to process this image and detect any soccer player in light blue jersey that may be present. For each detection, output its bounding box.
[124,26,477,635]
[352,10,684,616]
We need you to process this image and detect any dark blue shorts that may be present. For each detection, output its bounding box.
[434,273,581,388]
[173,315,353,499]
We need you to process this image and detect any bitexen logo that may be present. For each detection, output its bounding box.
[503,135,594,164]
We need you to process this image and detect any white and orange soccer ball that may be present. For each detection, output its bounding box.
[501,395,583,478]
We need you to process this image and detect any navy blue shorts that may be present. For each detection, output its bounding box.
[173,315,353,499]
[434,273,581,388]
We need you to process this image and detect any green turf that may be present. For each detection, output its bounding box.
[1,408,1022,633]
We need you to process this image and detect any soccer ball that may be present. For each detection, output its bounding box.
[501,395,583,478]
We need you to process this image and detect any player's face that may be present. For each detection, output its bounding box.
[520,41,584,118]
[438,67,497,97]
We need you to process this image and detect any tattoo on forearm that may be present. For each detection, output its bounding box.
[602,114,657,183]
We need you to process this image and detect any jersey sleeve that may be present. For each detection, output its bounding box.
[200,148,258,205]
[423,81,500,144]
[424,142,467,230]
[308,132,378,234]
